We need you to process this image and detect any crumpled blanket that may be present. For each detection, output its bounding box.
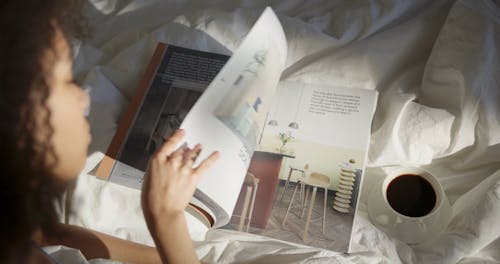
[62,0,500,263]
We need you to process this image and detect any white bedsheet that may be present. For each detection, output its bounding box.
[65,0,500,263]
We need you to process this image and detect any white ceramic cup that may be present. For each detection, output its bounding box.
[367,167,452,245]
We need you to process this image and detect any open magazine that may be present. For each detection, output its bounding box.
[95,7,378,252]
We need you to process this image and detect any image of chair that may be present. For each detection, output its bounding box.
[234,172,260,232]
[281,172,330,240]
[279,164,308,202]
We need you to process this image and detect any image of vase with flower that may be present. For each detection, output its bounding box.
[277,131,294,154]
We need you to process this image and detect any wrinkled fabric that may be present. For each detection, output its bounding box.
[62,0,500,263]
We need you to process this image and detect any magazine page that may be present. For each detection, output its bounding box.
[101,44,230,188]
[223,81,377,252]
[181,7,288,227]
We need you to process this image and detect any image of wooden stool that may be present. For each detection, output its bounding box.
[281,172,330,240]
[280,166,306,202]
[234,172,260,232]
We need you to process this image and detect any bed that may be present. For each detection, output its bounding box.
[61,0,500,263]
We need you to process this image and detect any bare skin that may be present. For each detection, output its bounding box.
[30,25,219,263]
[141,130,220,264]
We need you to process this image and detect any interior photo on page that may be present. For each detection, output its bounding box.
[96,45,229,189]
[222,82,377,252]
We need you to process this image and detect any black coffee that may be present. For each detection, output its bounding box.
[386,174,436,217]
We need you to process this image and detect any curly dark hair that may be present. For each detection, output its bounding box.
[0,0,88,262]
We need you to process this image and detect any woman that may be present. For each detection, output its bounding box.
[0,1,218,263]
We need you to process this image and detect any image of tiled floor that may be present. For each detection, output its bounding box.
[224,181,355,252]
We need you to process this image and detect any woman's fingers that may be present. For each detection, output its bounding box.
[193,151,220,179]
[142,130,220,224]
[156,129,185,159]
[182,144,202,166]
[168,145,188,168]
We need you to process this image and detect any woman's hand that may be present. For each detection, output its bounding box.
[141,129,219,224]
[141,129,219,264]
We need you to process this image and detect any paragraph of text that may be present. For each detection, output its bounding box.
[308,90,360,115]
